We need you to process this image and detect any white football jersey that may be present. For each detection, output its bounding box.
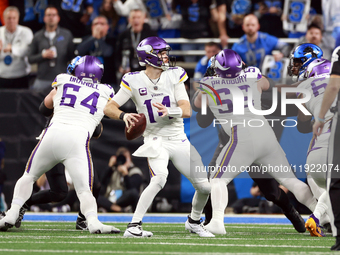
[51,73,114,134]
[119,67,189,137]
[297,73,336,122]
[202,67,264,136]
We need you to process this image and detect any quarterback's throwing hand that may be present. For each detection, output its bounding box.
[153,102,168,117]
[123,113,140,128]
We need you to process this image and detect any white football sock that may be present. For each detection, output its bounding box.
[131,179,162,223]
[190,191,209,221]
[210,178,228,222]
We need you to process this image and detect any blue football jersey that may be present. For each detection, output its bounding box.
[232,32,286,68]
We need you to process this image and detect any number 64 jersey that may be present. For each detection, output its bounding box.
[119,67,189,137]
[51,73,114,134]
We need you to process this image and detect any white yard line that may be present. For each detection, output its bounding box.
[0,240,330,248]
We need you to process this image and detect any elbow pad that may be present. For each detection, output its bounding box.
[39,101,53,117]
[297,118,313,134]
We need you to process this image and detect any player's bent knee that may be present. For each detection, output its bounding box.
[192,181,211,195]
[150,175,167,189]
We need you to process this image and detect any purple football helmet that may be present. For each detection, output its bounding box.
[74,56,104,83]
[136,36,175,70]
[304,58,331,78]
[213,49,243,78]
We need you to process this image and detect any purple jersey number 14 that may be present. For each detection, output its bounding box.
[144,95,173,123]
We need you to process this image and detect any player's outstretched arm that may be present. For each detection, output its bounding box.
[104,99,139,128]
[39,88,57,117]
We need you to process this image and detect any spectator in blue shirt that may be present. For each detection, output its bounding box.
[232,14,290,68]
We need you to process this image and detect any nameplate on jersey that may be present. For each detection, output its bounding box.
[261,56,290,83]
[283,0,310,32]
[142,0,169,19]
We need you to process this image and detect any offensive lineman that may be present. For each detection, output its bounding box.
[104,36,213,238]
[0,56,120,234]
[195,49,318,235]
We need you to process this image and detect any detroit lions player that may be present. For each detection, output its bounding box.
[287,43,324,82]
[195,49,317,235]
[0,56,120,234]
[295,58,333,237]
[104,36,213,238]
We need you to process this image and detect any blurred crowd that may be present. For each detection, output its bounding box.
[0,0,340,91]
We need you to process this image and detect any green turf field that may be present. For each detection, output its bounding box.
[0,222,336,255]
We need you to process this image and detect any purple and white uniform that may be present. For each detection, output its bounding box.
[25,73,114,193]
[113,67,208,187]
[297,72,335,189]
[203,67,316,199]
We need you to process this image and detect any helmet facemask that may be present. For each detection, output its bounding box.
[144,46,175,70]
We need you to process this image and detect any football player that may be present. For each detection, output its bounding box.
[104,36,214,238]
[293,58,333,237]
[11,56,103,231]
[194,49,318,235]
[0,56,120,234]
[287,43,324,82]
[313,46,340,250]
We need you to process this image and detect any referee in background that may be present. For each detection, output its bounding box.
[313,46,340,250]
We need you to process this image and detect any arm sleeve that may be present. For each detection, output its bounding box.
[39,101,54,117]
[174,82,189,102]
[112,87,132,107]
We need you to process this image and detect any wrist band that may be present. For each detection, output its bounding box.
[167,107,183,118]
[119,112,126,120]
[317,117,325,123]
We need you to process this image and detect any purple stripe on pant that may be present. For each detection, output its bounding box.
[25,124,52,173]
[216,126,238,179]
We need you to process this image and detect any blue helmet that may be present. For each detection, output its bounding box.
[67,56,82,75]
[288,43,323,81]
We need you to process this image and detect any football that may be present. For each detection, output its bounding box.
[124,113,146,140]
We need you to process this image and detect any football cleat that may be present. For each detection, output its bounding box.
[185,216,215,237]
[283,207,306,233]
[88,221,120,234]
[204,218,226,235]
[0,214,15,232]
[305,214,325,237]
[15,205,28,228]
[123,222,153,238]
[76,216,88,231]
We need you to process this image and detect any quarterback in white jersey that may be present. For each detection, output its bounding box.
[104,36,213,238]
[195,49,317,235]
[0,56,119,234]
